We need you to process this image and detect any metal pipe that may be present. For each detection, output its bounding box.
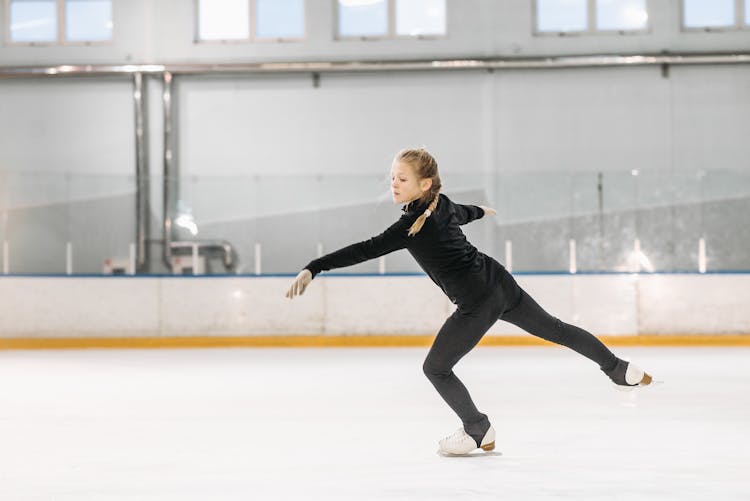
[170,240,235,270]
[2,240,8,274]
[1,53,749,79]
[133,72,150,272]
[162,71,174,269]
[597,172,604,271]
[66,242,73,275]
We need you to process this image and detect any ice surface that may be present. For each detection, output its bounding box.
[0,347,748,500]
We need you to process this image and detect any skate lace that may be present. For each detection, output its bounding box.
[442,428,468,444]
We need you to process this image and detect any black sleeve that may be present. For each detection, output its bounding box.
[453,203,485,225]
[305,216,412,278]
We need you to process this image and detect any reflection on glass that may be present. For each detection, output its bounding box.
[175,214,199,236]
[395,0,446,36]
[338,0,388,37]
[596,0,648,30]
[198,0,250,41]
[10,0,57,42]
[683,0,735,28]
[1,170,748,274]
[66,0,112,42]
[256,0,305,39]
[536,0,587,32]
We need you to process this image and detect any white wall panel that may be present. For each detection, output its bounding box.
[571,274,638,335]
[638,275,750,334]
[324,276,449,334]
[1,275,747,338]
[160,277,325,335]
[0,277,160,336]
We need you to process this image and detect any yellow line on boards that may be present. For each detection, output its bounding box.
[0,335,749,350]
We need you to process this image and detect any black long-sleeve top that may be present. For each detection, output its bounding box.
[305,193,504,310]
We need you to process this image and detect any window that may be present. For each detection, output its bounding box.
[66,0,112,42]
[256,0,305,39]
[9,0,58,43]
[8,0,112,44]
[395,0,445,36]
[596,0,648,31]
[198,0,250,40]
[196,0,305,42]
[536,0,587,33]
[682,0,747,30]
[338,0,387,37]
[535,0,649,34]
[337,0,446,39]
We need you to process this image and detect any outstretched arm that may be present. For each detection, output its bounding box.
[454,204,497,225]
[286,215,411,299]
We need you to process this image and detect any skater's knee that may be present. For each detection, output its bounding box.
[422,357,451,380]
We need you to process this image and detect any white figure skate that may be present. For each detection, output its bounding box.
[604,359,655,388]
[438,426,496,456]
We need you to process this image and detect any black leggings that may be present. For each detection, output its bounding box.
[422,268,618,443]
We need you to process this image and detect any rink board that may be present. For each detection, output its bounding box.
[0,274,749,347]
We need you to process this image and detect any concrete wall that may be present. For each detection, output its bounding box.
[1,274,748,338]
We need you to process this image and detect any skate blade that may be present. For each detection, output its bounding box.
[437,449,503,458]
[437,444,502,458]
[614,375,664,392]
[638,373,666,387]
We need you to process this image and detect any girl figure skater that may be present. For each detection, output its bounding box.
[285,148,653,456]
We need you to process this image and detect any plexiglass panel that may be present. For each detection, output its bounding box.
[1,169,749,275]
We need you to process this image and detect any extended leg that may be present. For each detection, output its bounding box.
[423,292,503,444]
[501,288,619,371]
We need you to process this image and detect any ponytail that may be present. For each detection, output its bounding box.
[395,147,442,237]
[408,191,440,236]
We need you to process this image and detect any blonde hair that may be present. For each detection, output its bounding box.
[395,148,442,236]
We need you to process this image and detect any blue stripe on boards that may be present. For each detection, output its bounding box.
[2,271,750,278]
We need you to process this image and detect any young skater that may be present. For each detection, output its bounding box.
[285,148,652,456]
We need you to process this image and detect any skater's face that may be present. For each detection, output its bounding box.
[390,161,432,205]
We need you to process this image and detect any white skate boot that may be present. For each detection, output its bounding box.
[438,426,496,456]
[603,359,653,387]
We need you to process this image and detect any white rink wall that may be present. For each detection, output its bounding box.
[0,274,749,338]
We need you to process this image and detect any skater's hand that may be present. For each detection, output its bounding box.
[286,269,312,299]
[480,206,497,217]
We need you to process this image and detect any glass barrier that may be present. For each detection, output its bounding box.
[0,168,748,275]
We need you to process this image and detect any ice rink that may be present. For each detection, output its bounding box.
[1,346,748,500]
